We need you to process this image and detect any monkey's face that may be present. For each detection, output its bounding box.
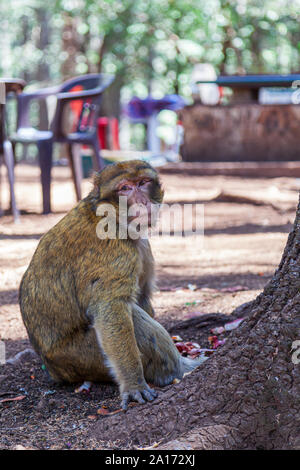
[92,160,164,235]
[116,177,154,227]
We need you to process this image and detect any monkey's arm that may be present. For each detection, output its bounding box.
[88,291,157,410]
[137,240,156,318]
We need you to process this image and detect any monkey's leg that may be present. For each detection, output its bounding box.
[132,304,206,387]
[42,328,113,384]
[89,298,158,410]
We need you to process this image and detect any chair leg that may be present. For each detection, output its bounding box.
[12,141,17,164]
[67,143,82,201]
[91,135,104,171]
[3,140,20,222]
[38,139,53,214]
[0,158,3,217]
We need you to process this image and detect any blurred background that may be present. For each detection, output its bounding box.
[2,0,300,102]
[1,1,300,450]
[1,0,300,153]
[1,0,300,216]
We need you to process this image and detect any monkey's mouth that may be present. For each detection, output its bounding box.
[127,204,153,227]
[127,213,152,227]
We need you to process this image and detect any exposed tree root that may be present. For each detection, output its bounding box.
[91,197,300,449]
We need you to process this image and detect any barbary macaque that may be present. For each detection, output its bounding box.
[19,160,203,409]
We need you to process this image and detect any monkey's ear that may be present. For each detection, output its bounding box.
[151,179,164,204]
[91,171,102,198]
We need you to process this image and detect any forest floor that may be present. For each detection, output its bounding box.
[0,162,298,450]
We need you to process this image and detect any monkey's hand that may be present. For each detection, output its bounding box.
[121,383,158,411]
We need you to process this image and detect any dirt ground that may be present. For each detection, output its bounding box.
[0,162,298,450]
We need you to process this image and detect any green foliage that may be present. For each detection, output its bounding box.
[0,0,300,101]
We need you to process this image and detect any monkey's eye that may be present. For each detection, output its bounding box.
[139,179,151,186]
[119,185,130,191]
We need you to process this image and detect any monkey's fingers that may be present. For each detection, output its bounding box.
[121,391,144,410]
[121,386,157,410]
[142,386,158,402]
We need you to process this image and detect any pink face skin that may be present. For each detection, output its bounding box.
[116,178,153,225]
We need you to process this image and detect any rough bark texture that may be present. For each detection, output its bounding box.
[152,425,232,450]
[179,104,300,162]
[92,197,300,450]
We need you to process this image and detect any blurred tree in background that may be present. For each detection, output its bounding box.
[0,0,300,118]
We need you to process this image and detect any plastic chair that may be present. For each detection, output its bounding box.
[11,74,114,213]
[0,78,26,221]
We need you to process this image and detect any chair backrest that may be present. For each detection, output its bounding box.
[14,74,114,139]
[51,73,114,141]
[58,74,109,93]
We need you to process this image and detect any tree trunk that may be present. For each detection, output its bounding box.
[60,13,81,80]
[35,8,50,83]
[92,196,300,450]
[99,73,124,119]
[19,15,31,83]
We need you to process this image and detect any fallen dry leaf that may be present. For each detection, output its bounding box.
[108,408,123,415]
[211,318,244,334]
[171,335,183,342]
[97,407,110,415]
[140,441,162,450]
[208,336,226,349]
[0,395,26,404]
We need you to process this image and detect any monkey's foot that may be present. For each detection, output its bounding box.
[75,381,92,394]
[121,385,158,410]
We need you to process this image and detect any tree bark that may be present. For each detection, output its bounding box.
[60,13,81,80]
[99,73,124,119]
[35,8,50,83]
[92,195,300,450]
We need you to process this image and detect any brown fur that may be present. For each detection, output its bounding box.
[19,160,203,409]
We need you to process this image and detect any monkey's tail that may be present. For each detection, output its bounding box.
[180,355,208,376]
